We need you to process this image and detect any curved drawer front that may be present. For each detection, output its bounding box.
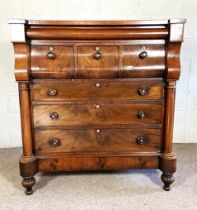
[26,26,168,40]
[30,42,165,79]
[122,44,165,78]
[77,45,119,78]
[31,45,74,78]
[33,103,162,127]
[31,80,164,101]
[34,128,162,154]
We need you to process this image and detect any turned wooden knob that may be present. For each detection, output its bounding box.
[136,136,145,145]
[50,112,59,120]
[138,87,149,96]
[48,138,60,147]
[137,110,145,119]
[139,51,148,59]
[47,51,56,59]
[94,51,101,60]
[48,88,58,96]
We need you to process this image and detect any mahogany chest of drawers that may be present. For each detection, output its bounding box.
[9,19,185,194]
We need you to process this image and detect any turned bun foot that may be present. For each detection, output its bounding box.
[161,173,174,191]
[22,177,36,195]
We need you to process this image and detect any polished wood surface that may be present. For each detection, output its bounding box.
[31,80,164,101]
[35,128,161,154]
[33,103,162,127]
[31,45,74,78]
[26,27,169,40]
[77,45,119,78]
[122,44,165,77]
[38,156,159,172]
[18,83,33,156]
[13,44,30,81]
[10,19,185,194]
[30,42,166,79]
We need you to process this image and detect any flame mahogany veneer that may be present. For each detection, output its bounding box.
[9,19,186,194]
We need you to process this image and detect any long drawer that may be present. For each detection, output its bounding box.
[34,128,162,154]
[33,103,162,127]
[31,80,164,101]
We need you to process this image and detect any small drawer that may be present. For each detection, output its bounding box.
[31,80,164,101]
[121,44,165,78]
[77,45,119,78]
[31,45,74,78]
[34,128,162,154]
[33,103,162,127]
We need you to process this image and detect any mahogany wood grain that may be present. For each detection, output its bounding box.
[18,82,38,195]
[38,156,159,172]
[18,83,33,156]
[9,19,185,194]
[163,81,176,154]
[30,42,166,79]
[33,103,162,127]
[31,45,74,78]
[31,80,164,101]
[166,43,181,80]
[77,45,119,78]
[26,27,169,40]
[13,44,30,81]
[121,44,165,77]
[34,128,162,154]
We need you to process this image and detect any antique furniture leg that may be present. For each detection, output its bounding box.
[161,173,175,191]
[160,81,177,191]
[159,20,185,190]
[22,177,36,195]
[19,83,38,195]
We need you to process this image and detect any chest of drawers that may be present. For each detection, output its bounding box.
[9,19,185,195]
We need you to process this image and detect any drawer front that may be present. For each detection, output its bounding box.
[31,45,74,78]
[121,44,165,78]
[33,103,162,127]
[29,43,165,79]
[77,45,119,78]
[31,80,164,101]
[34,128,162,154]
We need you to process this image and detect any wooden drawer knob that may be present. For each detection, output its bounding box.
[47,51,56,59]
[139,51,148,59]
[48,88,58,96]
[48,138,60,147]
[94,51,101,60]
[50,112,59,120]
[136,136,145,145]
[137,110,145,119]
[138,87,149,96]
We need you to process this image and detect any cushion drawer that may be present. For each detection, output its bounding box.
[31,80,164,101]
[34,128,162,154]
[30,43,165,79]
[77,45,119,78]
[33,103,162,127]
[121,44,165,77]
[31,45,74,78]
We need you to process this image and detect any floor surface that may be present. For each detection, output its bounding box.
[0,144,196,210]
